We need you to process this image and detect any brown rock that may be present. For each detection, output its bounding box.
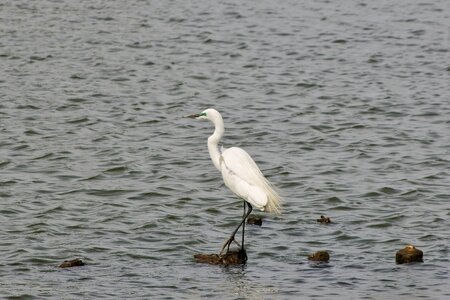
[317,215,331,224]
[194,249,247,265]
[308,251,330,262]
[247,215,262,226]
[59,258,85,268]
[194,253,219,264]
[396,245,423,264]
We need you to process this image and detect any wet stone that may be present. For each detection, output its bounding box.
[317,215,331,224]
[396,245,423,264]
[59,258,85,268]
[308,251,330,262]
[194,249,247,265]
[247,215,262,226]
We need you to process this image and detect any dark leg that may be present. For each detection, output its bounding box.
[220,202,253,255]
[241,201,246,250]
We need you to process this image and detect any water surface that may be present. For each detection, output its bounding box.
[1,0,449,299]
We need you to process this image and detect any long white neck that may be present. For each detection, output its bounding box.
[207,113,224,171]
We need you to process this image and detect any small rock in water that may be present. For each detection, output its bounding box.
[317,215,331,224]
[59,258,85,268]
[396,245,423,264]
[247,215,262,226]
[194,249,247,265]
[308,251,330,262]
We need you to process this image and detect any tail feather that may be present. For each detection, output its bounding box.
[263,179,282,214]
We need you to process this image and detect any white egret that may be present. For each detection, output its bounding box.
[188,108,281,255]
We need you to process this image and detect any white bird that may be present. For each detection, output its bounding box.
[188,108,281,256]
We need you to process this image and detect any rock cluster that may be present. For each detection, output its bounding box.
[308,251,330,262]
[246,215,262,226]
[396,245,423,264]
[59,258,85,268]
[317,215,331,224]
[194,249,247,265]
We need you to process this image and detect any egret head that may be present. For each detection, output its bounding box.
[187,110,208,120]
[187,108,220,120]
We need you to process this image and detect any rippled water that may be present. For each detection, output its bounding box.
[1,0,450,298]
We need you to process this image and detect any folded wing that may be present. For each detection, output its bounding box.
[220,147,281,213]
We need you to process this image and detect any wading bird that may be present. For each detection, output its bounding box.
[188,108,281,255]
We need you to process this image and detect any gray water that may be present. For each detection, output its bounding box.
[1,0,449,298]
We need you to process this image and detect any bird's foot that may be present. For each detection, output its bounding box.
[219,236,241,256]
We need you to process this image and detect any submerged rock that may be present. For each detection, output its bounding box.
[396,245,423,264]
[59,258,85,268]
[247,215,262,226]
[308,251,330,262]
[194,249,247,265]
[317,215,331,224]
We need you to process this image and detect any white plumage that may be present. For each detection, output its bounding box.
[220,147,280,213]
